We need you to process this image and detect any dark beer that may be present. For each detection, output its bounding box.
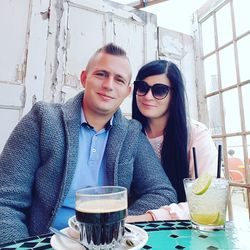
[76,209,127,224]
[76,199,127,247]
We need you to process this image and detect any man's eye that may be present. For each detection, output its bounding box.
[116,78,126,85]
[96,72,106,77]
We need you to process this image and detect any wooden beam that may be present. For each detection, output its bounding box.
[128,0,169,9]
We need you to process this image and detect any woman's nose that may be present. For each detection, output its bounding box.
[144,88,154,99]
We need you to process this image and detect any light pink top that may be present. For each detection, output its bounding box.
[147,119,218,220]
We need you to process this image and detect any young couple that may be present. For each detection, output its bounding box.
[0,43,216,244]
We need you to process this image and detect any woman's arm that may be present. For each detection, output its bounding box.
[126,202,190,222]
[126,213,153,223]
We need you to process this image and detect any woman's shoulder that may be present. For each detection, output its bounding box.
[190,119,209,131]
[188,119,214,148]
[188,119,217,177]
[188,119,211,139]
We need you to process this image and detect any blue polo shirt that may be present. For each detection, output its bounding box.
[53,108,112,229]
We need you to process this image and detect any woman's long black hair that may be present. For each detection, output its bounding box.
[132,60,189,202]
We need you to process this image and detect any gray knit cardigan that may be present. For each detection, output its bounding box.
[0,92,177,243]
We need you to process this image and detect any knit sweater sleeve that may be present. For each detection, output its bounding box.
[0,103,42,243]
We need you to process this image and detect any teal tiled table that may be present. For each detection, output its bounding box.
[0,220,250,249]
[136,220,250,249]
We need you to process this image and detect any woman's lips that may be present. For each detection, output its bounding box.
[141,102,157,108]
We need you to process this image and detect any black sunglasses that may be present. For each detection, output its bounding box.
[134,80,171,100]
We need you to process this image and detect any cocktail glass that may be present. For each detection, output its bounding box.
[184,177,229,231]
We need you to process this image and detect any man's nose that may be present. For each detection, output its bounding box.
[102,77,114,90]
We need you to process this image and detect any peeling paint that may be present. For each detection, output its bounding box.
[20,85,26,108]
[44,0,156,105]
[65,74,80,88]
[40,8,50,20]
[15,64,25,83]
[32,94,37,105]
[160,35,187,59]
[50,0,65,103]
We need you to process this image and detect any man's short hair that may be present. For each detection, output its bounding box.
[96,43,127,57]
[86,43,130,72]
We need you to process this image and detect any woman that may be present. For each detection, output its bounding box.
[128,60,217,221]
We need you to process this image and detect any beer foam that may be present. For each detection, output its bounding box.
[76,199,127,213]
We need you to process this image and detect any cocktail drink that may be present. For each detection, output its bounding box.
[184,175,229,231]
[75,186,127,250]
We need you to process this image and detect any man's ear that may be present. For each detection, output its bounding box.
[80,70,87,88]
[127,85,132,97]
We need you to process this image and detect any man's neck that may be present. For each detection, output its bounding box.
[83,109,113,132]
[87,115,112,132]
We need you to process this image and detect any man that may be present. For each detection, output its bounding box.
[0,43,177,243]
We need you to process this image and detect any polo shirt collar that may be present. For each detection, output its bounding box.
[81,107,113,131]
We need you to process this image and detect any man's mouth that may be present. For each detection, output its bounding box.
[98,92,114,100]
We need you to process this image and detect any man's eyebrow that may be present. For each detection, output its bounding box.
[93,69,108,74]
[95,70,127,80]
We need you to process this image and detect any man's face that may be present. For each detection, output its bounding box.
[81,52,131,117]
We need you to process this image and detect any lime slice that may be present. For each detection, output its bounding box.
[214,213,225,225]
[191,212,220,225]
[192,173,212,195]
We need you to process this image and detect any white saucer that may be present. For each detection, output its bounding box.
[50,224,148,250]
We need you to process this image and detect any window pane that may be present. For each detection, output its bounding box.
[234,0,250,36]
[223,89,241,133]
[219,45,236,88]
[204,54,218,93]
[216,3,233,47]
[227,136,245,183]
[201,16,215,55]
[242,84,250,131]
[207,95,222,135]
[237,35,250,82]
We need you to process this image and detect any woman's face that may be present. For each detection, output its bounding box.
[136,73,172,120]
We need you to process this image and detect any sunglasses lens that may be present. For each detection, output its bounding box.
[135,81,170,100]
[152,84,169,99]
[136,81,149,96]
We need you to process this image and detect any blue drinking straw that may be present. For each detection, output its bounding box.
[217,145,222,178]
[192,147,198,178]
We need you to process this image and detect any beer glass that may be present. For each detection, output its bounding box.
[184,177,229,231]
[75,186,127,249]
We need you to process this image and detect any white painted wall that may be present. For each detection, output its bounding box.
[0,0,50,151]
[0,0,196,152]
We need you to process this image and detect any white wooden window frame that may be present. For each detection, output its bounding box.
[193,0,250,220]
